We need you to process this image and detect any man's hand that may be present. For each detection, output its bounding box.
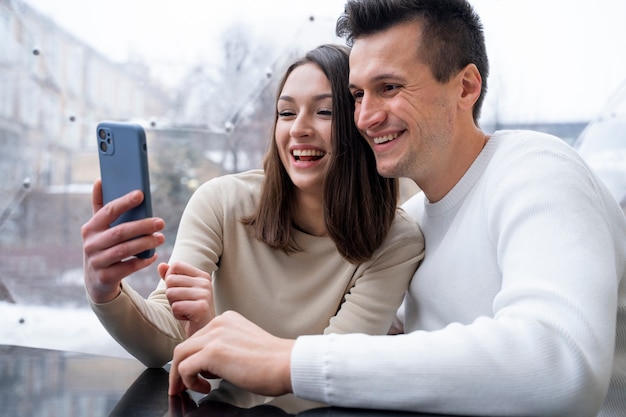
[81,179,165,303]
[168,310,295,397]
[159,261,215,337]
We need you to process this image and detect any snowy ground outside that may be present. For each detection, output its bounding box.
[0,301,132,358]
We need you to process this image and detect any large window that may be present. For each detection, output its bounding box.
[1,0,625,356]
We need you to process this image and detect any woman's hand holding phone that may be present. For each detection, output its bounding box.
[81,179,165,304]
[96,121,155,258]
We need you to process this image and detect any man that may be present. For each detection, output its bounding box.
[168,1,626,416]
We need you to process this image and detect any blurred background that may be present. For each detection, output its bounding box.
[1,0,625,356]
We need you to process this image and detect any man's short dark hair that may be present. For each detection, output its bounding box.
[336,0,489,122]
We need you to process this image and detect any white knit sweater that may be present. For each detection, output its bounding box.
[291,130,626,417]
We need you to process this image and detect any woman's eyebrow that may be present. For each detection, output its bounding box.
[278,93,333,102]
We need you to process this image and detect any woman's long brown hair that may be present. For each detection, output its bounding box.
[242,44,398,264]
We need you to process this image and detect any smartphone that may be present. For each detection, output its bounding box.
[96,121,154,259]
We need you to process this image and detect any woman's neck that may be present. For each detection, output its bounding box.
[293,191,327,237]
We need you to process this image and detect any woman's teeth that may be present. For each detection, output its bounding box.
[292,149,325,161]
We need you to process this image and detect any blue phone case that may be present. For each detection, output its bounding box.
[97,121,154,259]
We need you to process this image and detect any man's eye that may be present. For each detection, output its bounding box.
[383,84,400,92]
[352,91,364,101]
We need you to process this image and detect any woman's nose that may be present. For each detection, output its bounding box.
[290,113,313,138]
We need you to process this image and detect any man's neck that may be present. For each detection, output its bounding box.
[418,128,488,203]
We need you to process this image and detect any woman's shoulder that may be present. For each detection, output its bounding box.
[202,169,264,187]
[365,207,424,264]
[195,169,264,196]
[386,206,425,246]
[185,169,264,214]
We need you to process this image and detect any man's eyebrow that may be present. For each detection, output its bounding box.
[349,74,402,89]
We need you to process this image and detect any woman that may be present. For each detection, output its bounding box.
[82,44,424,368]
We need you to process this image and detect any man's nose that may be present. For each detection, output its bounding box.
[355,94,385,131]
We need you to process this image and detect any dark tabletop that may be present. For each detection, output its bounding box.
[0,344,457,417]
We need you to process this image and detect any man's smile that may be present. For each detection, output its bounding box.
[372,131,402,144]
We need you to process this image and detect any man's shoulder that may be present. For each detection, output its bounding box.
[490,129,574,154]
[484,130,584,176]
[400,192,426,222]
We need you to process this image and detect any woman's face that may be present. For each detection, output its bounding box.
[275,62,333,198]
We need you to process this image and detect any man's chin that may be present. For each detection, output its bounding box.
[375,162,400,179]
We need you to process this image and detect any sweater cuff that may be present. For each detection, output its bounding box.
[291,334,336,404]
[87,282,139,311]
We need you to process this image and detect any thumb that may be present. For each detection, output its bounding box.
[158,262,169,280]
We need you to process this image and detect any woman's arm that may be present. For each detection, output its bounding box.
[324,210,424,335]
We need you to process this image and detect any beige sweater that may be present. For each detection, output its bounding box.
[90,170,424,367]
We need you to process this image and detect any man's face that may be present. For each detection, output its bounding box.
[349,20,458,184]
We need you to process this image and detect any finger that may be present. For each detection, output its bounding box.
[168,372,186,396]
[84,252,161,304]
[84,217,164,256]
[158,262,170,280]
[92,186,146,231]
[87,228,165,268]
[200,370,218,379]
[82,215,163,266]
[169,299,211,322]
[167,391,197,417]
[166,288,213,320]
[169,358,211,396]
[111,219,165,251]
[178,354,213,394]
[168,338,195,395]
[91,179,104,214]
[166,284,212,301]
[167,261,212,280]
[168,345,185,395]
[165,275,212,292]
[169,300,193,321]
[167,394,185,417]
[169,337,213,395]
[92,254,159,285]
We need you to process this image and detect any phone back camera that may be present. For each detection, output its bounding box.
[98,127,114,155]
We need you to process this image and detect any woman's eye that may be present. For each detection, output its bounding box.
[278,111,296,118]
[318,109,332,116]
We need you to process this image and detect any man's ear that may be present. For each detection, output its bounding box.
[458,63,482,110]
